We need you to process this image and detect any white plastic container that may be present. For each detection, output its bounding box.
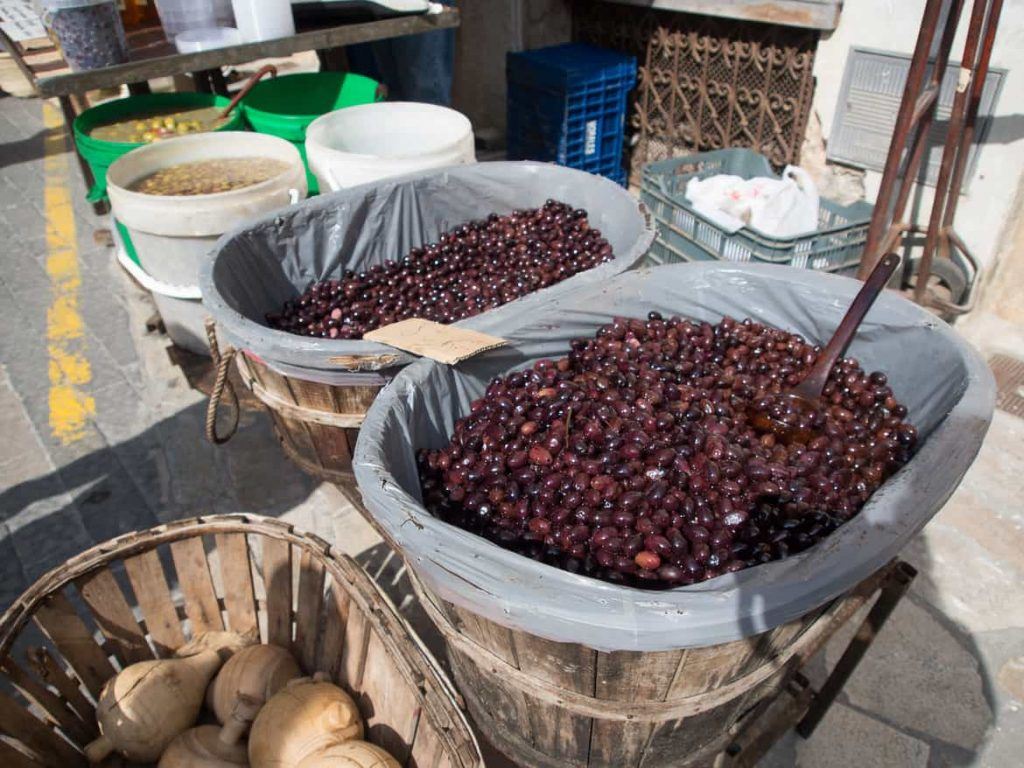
[40,0,128,71]
[231,0,294,42]
[174,26,241,53]
[115,237,210,355]
[107,131,306,353]
[154,0,233,38]
[305,102,475,192]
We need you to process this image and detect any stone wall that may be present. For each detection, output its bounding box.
[812,0,1024,276]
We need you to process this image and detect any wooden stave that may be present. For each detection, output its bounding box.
[235,352,383,482]
[409,562,894,768]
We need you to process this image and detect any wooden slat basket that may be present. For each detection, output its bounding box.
[0,514,482,768]
[411,565,894,768]
[234,350,387,483]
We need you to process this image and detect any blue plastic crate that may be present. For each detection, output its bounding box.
[507,43,636,183]
[605,164,627,187]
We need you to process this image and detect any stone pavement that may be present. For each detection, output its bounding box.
[0,91,1021,767]
[0,91,379,605]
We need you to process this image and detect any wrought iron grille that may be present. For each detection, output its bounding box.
[574,2,819,180]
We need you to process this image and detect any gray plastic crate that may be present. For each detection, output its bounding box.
[639,149,873,272]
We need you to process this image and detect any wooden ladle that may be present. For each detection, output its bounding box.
[218,64,278,119]
[750,252,901,445]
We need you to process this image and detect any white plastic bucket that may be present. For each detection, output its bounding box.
[305,102,475,192]
[174,26,242,53]
[107,131,306,291]
[230,0,294,42]
[116,245,209,355]
[154,0,233,38]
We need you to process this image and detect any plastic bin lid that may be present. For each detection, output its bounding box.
[508,42,636,79]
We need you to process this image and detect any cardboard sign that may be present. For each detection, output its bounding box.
[363,319,507,365]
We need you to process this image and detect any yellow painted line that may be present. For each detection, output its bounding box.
[42,100,95,445]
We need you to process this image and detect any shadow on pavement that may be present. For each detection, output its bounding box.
[0,400,320,612]
[0,128,49,170]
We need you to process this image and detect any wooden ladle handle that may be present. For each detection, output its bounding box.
[795,253,901,400]
[219,64,277,119]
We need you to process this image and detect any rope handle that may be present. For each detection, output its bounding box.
[205,319,239,445]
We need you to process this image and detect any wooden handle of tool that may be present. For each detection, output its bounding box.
[796,253,901,399]
[219,64,278,118]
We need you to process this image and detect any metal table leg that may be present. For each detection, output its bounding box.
[192,69,228,95]
[57,94,108,216]
[796,561,918,737]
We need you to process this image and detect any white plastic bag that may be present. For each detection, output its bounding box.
[683,173,747,233]
[685,165,820,237]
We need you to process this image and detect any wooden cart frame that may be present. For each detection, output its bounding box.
[720,560,917,766]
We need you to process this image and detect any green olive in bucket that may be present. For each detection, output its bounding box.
[91,107,231,144]
[130,158,290,196]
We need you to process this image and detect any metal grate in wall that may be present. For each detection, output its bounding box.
[990,353,1024,419]
[575,2,818,182]
[828,47,1006,190]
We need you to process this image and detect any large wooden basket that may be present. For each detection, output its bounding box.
[412,565,896,768]
[0,514,482,768]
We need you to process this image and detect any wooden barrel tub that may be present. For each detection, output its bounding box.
[411,565,892,768]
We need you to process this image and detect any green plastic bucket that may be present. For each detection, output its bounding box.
[115,219,141,266]
[241,72,384,194]
[74,93,244,203]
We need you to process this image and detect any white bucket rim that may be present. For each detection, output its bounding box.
[106,131,302,201]
[106,131,307,237]
[306,101,474,163]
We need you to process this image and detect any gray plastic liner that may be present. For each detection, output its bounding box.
[199,162,654,379]
[353,263,995,652]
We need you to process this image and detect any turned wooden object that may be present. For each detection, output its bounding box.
[85,649,224,763]
[208,644,302,725]
[175,630,258,663]
[249,675,364,767]
[297,739,401,768]
[159,694,263,767]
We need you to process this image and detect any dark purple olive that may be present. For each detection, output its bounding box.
[267,200,615,339]
[417,314,915,589]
